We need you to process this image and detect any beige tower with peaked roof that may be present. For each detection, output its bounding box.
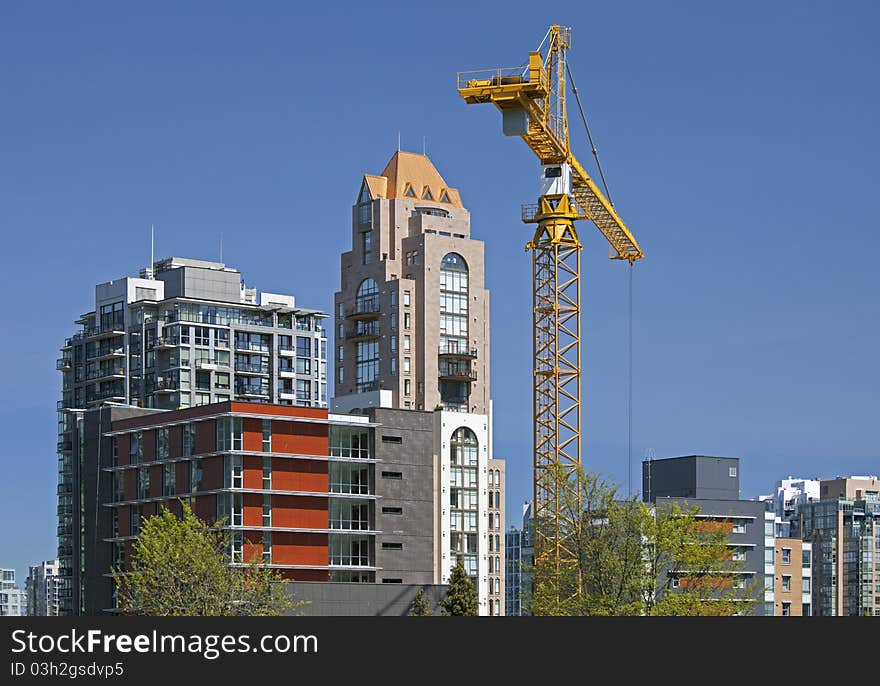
[333,151,490,414]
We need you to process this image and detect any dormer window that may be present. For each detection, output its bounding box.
[423,187,433,200]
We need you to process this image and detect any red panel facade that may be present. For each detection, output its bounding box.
[243,418,263,452]
[142,429,156,462]
[272,496,328,529]
[273,532,329,566]
[273,458,328,493]
[272,422,327,456]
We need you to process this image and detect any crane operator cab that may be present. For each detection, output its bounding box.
[540,163,572,198]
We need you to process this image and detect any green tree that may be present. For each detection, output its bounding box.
[440,560,479,616]
[408,588,433,616]
[112,501,304,616]
[531,465,758,616]
[644,501,759,616]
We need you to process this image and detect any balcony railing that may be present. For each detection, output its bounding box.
[155,377,178,391]
[56,357,72,371]
[235,385,270,397]
[345,297,380,319]
[57,439,73,452]
[438,345,478,359]
[345,323,380,340]
[439,366,478,382]
[235,362,269,374]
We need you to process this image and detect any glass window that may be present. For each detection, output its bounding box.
[129,431,142,464]
[782,548,791,565]
[182,423,195,456]
[262,419,272,452]
[163,463,175,496]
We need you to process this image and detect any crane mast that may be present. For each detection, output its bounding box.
[457,25,644,613]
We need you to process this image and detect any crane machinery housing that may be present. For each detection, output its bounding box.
[456,24,644,613]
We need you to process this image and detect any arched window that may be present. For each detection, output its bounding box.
[356,278,378,302]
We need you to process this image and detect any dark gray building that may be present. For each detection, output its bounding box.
[643,455,769,615]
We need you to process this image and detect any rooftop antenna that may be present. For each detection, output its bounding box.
[397,131,401,152]
[423,136,427,156]
[220,233,223,264]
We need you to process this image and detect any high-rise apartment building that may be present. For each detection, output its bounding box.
[761,477,821,521]
[333,151,488,414]
[332,151,504,615]
[505,502,533,616]
[57,257,328,614]
[25,560,60,616]
[796,476,880,616]
[0,569,26,616]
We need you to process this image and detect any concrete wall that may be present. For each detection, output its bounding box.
[287,582,447,616]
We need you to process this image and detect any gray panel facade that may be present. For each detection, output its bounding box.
[286,582,446,616]
[370,407,437,584]
[643,455,740,502]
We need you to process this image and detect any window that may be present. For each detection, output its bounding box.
[782,575,791,592]
[404,379,411,396]
[263,456,272,489]
[362,229,372,265]
[382,507,403,515]
[803,577,811,593]
[390,358,397,375]
[670,577,680,589]
[156,428,168,460]
[130,506,141,537]
[231,531,243,564]
[137,467,150,500]
[782,548,791,565]
[390,335,397,352]
[190,459,203,492]
[262,419,272,451]
[215,372,230,389]
[163,463,175,496]
[729,466,737,478]
[263,495,272,527]
[781,601,791,616]
[217,417,243,451]
[263,532,272,564]
[403,290,411,307]
[225,454,243,489]
[130,431,142,464]
[381,471,403,480]
[764,574,774,591]
[382,578,403,584]
[732,519,747,534]
[337,345,344,362]
[381,542,403,550]
[381,435,403,444]
[404,312,411,329]
[194,327,210,347]
[403,357,411,374]
[731,547,746,562]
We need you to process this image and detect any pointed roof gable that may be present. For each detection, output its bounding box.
[360,174,387,202]
[377,151,463,207]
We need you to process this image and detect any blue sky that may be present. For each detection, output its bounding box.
[1,1,878,583]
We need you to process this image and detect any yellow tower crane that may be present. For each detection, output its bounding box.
[457,24,644,612]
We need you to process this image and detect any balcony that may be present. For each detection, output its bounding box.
[57,524,73,536]
[155,337,177,349]
[56,357,72,371]
[439,366,478,382]
[235,342,271,354]
[94,366,126,382]
[235,362,269,375]
[94,347,125,361]
[57,439,73,453]
[235,386,270,398]
[91,323,126,340]
[195,359,220,371]
[345,297,380,320]
[438,344,478,360]
[57,483,73,495]
[155,377,177,392]
[345,323,380,342]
